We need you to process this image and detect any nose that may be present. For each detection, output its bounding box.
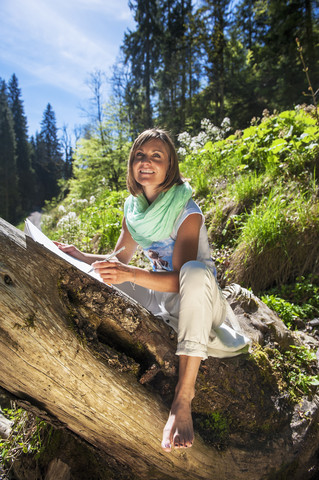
[140,155,151,164]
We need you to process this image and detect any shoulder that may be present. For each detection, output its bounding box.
[173,199,204,235]
[184,199,203,215]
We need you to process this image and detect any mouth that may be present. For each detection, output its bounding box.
[139,169,154,174]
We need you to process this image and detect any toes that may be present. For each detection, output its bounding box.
[173,434,193,449]
[174,434,181,448]
[161,423,173,453]
[161,441,172,453]
[173,434,186,449]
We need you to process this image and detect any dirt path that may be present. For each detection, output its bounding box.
[26,211,42,230]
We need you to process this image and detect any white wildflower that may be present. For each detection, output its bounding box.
[178,147,187,156]
[68,211,77,220]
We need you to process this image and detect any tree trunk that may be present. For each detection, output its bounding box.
[1,217,319,480]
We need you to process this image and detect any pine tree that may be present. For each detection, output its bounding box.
[232,0,319,115]
[60,125,74,181]
[198,0,232,124]
[33,104,64,205]
[8,74,35,213]
[0,80,19,223]
[122,0,161,134]
[156,0,195,134]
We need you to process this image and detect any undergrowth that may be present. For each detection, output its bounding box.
[41,189,126,253]
[261,275,319,329]
[0,405,51,476]
[261,344,319,402]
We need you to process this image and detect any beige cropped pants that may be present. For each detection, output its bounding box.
[115,260,237,360]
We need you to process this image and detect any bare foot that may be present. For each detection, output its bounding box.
[161,395,194,452]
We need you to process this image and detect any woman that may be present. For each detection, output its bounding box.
[56,128,250,452]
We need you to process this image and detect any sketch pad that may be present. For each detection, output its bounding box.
[24,219,103,283]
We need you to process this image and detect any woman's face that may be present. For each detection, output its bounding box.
[132,139,170,201]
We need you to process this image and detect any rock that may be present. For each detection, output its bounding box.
[45,458,71,480]
[0,409,13,439]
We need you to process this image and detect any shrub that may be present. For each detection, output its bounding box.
[42,190,126,253]
[226,186,319,291]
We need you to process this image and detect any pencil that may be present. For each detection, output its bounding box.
[88,246,126,272]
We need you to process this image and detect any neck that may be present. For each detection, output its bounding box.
[143,187,160,204]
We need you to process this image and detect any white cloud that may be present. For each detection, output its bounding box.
[61,0,133,21]
[0,0,133,94]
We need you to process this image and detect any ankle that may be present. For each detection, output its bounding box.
[174,384,195,402]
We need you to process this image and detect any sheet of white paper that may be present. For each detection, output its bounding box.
[25,219,103,282]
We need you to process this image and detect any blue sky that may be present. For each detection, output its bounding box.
[0,0,135,138]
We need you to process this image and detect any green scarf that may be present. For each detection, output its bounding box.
[124,182,192,248]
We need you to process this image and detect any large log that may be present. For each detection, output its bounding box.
[1,217,319,479]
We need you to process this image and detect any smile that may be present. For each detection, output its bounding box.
[140,170,154,174]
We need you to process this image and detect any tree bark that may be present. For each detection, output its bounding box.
[1,217,319,480]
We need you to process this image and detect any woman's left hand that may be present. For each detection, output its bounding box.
[92,258,134,285]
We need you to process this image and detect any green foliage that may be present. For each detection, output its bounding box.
[0,79,19,224]
[229,172,264,205]
[69,108,131,199]
[122,0,161,131]
[273,275,319,309]
[180,109,319,188]
[0,406,51,474]
[264,345,319,401]
[8,74,35,214]
[237,185,319,254]
[261,295,306,329]
[33,104,64,205]
[179,108,319,291]
[261,275,319,328]
[42,189,126,253]
[118,0,319,132]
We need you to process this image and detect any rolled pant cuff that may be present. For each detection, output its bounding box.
[176,340,208,360]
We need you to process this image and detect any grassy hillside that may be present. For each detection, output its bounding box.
[42,106,319,329]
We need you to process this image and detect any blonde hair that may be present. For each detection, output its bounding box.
[127,128,184,196]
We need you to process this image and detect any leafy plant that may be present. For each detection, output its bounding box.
[42,189,126,253]
[0,405,51,475]
[261,294,306,329]
[256,345,319,402]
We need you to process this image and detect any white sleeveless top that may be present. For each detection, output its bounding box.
[142,199,216,276]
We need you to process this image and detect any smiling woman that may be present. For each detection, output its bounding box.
[132,139,170,203]
[127,129,184,200]
[56,128,250,453]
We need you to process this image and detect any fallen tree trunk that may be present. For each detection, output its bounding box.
[1,217,319,480]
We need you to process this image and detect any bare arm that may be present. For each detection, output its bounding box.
[54,218,139,265]
[53,242,101,265]
[93,213,203,293]
[112,218,139,265]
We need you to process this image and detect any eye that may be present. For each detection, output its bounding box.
[135,152,144,159]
